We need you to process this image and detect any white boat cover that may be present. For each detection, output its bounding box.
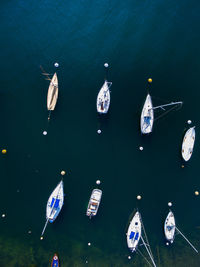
[126,211,142,252]
[96,81,112,114]
[47,73,58,110]
[182,127,195,161]
[164,211,176,243]
[86,189,102,218]
[46,180,64,223]
[140,94,154,134]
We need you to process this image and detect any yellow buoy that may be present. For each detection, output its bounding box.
[40,236,43,240]
[181,165,184,168]
[61,170,66,176]
[195,191,199,196]
[148,78,152,83]
[2,149,7,154]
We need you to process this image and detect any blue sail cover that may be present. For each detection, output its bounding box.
[50,198,60,209]
[135,232,139,240]
[144,116,151,125]
[129,232,135,239]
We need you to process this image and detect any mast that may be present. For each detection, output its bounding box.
[152,101,183,110]
[176,226,198,253]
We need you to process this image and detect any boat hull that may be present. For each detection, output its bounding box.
[126,211,141,252]
[47,73,58,111]
[86,189,102,218]
[51,254,59,267]
[164,211,175,243]
[140,94,154,134]
[181,127,195,161]
[46,180,64,223]
[96,81,112,114]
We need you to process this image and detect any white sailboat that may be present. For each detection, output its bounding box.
[126,211,157,266]
[41,180,64,237]
[181,126,195,161]
[164,210,198,253]
[86,189,102,218]
[140,94,183,134]
[126,211,142,252]
[164,211,176,244]
[140,94,154,134]
[96,80,112,114]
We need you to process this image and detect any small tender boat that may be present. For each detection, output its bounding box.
[140,94,154,134]
[86,189,102,218]
[96,80,112,114]
[47,72,58,111]
[41,180,64,237]
[181,126,195,161]
[51,253,59,267]
[126,211,142,252]
[164,211,176,244]
[46,180,64,223]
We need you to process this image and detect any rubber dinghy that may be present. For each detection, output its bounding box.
[182,126,195,161]
[164,211,176,244]
[96,80,112,114]
[140,94,154,134]
[126,211,142,252]
[86,189,102,218]
[47,72,58,111]
[51,253,59,267]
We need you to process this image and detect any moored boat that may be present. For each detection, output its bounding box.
[96,80,112,114]
[47,72,58,111]
[126,211,142,252]
[164,211,176,244]
[51,253,59,267]
[46,180,64,223]
[86,189,102,218]
[181,126,195,161]
[140,94,154,134]
[41,180,64,237]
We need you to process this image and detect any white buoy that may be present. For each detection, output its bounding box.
[43,131,47,136]
[61,170,66,176]
[97,129,101,134]
[168,202,172,207]
[139,146,143,151]
[137,195,142,200]
[1,214,5,218]
[54,62,59,68]
[40,236,43,240]
[187,120,192,125]
[88,242,91,246]
[86,260,88,264]
[128,256,131,259]
[28,230,32,234]
[166,242,169,246]
[96,180,101,185]
[104,63,109,68]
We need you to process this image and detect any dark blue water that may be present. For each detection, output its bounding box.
[0,0,200,266]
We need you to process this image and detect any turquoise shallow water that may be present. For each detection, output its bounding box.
[0,0,200,266]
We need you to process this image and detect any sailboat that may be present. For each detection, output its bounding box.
[86,189,102,218]
[96,80,112,114]
[126,211,157,266]
[127,211,141,252]
[140,94,183,134]
[164,210,198,253]
[47,72,58,119]
[164,211,176,244]
[41,180,64,237]
[181,126,195,161]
